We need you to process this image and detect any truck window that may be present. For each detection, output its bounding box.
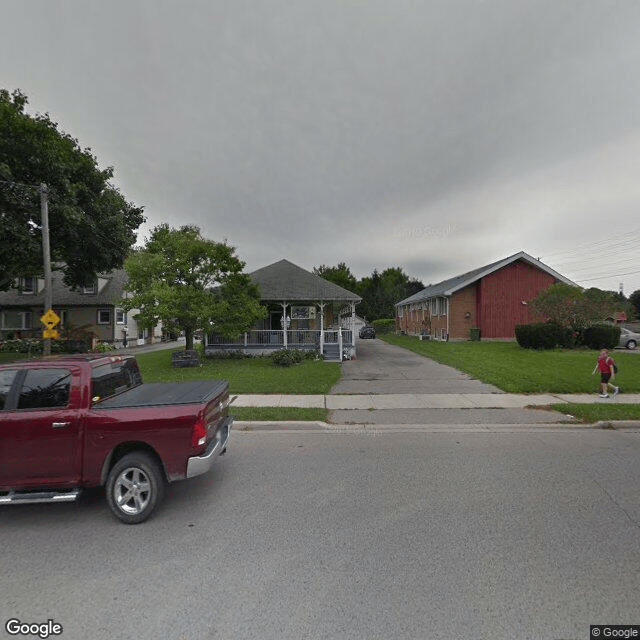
[0,370,18,410]
[91,359,142,402]
[17,369,72,409]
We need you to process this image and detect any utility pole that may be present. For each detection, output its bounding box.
[40,183,53,356]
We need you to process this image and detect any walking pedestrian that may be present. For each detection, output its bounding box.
[591,348,619,398]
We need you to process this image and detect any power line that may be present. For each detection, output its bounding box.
[573,268,640,283]
[541,229,640,260]
[563,257,640,276]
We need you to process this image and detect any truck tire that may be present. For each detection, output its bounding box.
[106,452,167,524]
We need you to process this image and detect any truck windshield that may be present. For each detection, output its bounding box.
[91,359,142,403]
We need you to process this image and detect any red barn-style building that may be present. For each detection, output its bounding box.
[395,252,575,341]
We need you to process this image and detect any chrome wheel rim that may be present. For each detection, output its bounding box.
[114,467,151,515]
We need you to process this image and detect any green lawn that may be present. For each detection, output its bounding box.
[381,334,640,394]
[231,407,328,422]
[135,349,341,394]
[0,352,38,364]
[550,403,640,424]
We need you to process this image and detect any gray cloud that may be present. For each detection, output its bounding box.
[3,0,640,292]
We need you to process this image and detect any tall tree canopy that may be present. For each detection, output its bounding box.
[314,262,424,321]
[123,225,265,350]
[531,283,622,328]
[630,289,640,320]
[0,89,144,290]
[313,263,358,293]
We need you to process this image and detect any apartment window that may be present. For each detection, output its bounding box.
[97,309,111,324]
[115,309,126,325]
[2,311,32,330]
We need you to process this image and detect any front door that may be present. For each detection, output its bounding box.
[270,312,283,330]
[0,367,82,488]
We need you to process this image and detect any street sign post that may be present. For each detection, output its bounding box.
[41,309,60,329]
[41,309,60,343]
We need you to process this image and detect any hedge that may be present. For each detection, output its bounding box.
[515,322,575,349]
[582,324,621,350]
[270,348,317,367]
[372,319,396,334]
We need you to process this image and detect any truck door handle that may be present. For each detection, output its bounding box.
[52,422,71,429]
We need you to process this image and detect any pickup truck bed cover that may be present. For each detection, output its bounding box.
[97,380,228,409]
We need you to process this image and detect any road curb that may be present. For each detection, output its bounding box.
[233,421,640,433]
[592,420,640,430]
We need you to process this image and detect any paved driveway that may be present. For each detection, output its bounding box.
[331,337,501,395]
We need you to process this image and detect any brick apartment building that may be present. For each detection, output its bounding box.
[395,251,575,341]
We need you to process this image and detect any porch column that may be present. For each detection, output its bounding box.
[351,302,356,344]
[281,302,288,348]
[318,302,325,354]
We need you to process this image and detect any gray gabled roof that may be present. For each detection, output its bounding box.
[0,269,128,308]
[249,259,361,302]
[396,251,575,307]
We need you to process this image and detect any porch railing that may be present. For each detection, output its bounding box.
[207,329,354,348]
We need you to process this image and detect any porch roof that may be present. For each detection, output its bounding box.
[395,251,575,307]
[249,259,361,303]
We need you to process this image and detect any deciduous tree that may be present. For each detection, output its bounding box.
[0,89,144,290]
[123,225,265,350]
[531,283,620,328]
[629,289,640,320]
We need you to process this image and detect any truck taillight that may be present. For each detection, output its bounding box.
[192,418,207,449]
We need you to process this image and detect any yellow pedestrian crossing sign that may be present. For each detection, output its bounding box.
[41,308,60,329]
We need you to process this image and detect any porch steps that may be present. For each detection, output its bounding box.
[323,344,342,362]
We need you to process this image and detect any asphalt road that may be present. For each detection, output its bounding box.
[2,428,640,640]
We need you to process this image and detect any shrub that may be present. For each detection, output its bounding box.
[0,337,92,354]
[270,349,309,367]
[372,319,396,334]
[92,342,117,353]
[205,349,254,360]
[582,324,621,350]
[515,322,574,349]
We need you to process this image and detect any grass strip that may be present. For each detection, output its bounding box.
[231,407,328,422]
[136,349,341,394]
[549,403,640,424]
[381,334,640,394]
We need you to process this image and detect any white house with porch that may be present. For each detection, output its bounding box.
[204,259,362,361]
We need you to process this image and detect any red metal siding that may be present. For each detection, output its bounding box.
[478,260,555,338]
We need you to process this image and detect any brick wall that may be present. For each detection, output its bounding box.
[449,284,478,340]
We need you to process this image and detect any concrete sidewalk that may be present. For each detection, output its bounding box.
[234,392,640,409]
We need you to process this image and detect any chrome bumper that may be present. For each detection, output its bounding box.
[186,418,232,479]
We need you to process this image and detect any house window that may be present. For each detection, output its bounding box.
[83,283,96,294]
[21,277,36,294]
[97,309,111,324]
[58,310,68,328]
[290,306,310,320]
[115,309,126,325]
[397,306,403,318]
[2,311,32,330]
[138,328,147,340]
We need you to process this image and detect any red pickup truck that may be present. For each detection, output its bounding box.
[0,354,232,523]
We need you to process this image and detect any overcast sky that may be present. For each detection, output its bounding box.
[3,0,640,295]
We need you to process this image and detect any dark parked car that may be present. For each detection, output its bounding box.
[359,326,376,339]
